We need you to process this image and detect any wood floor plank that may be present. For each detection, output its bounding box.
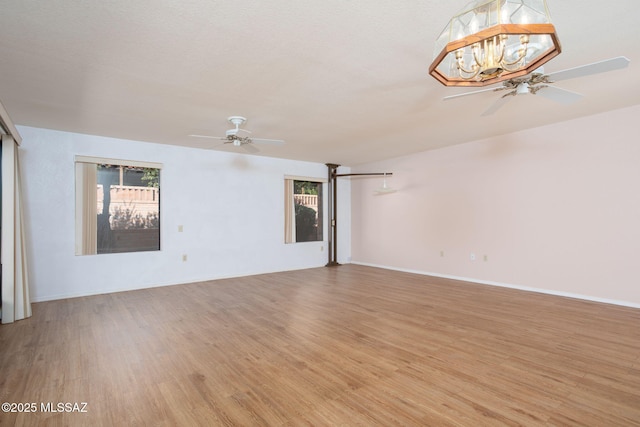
[1,265,640,426]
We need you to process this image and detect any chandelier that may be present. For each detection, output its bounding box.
[429,0,561,87]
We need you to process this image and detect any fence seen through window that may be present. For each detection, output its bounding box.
[76,158,161,255]
[285,179,323,243]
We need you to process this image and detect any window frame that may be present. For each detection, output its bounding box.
[284,175,326,244]
[75,156,162,255]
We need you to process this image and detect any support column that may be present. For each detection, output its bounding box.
[325,163,340,267]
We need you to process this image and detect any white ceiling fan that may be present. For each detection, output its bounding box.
[189,116,284,153]
[443,56,630,116]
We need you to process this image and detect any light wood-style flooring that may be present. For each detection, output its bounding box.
[1,265,640,426]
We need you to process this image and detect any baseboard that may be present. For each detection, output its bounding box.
[351,261,640,309]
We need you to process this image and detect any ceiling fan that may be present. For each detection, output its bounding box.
[189,116,284,153]
[443,56,630,116]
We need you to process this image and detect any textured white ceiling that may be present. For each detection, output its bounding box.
[0,0,638,165]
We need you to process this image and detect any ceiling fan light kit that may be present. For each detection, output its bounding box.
[430,0,561,87]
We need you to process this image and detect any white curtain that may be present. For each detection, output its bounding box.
[1,134,31,323]
[75,162,97,255]
[284,179,296,243]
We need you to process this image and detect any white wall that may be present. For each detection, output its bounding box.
[18,126,351,302]
[351,105,640,307]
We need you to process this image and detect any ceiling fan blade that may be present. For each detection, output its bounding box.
[443,87,501,101]
[546,56,630,82]
[251,138,285,145]
[189,134,225,140]
[480,93,514,116]
[535,85,583,104]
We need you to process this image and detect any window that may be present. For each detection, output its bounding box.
[75,156,161,255]
[284,178,324,243]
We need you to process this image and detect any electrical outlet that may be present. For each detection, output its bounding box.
[182,254,187,262]
[440,250,444,257]
[178,225,183,232]
[483,254,488,262]
[470,253,476,261]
